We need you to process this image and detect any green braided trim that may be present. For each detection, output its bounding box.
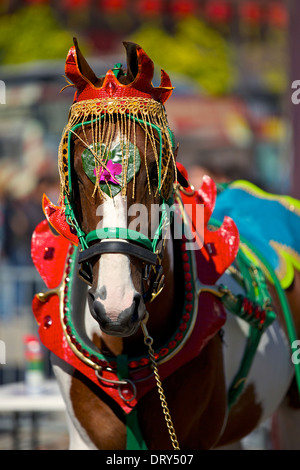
[221,248,276,408]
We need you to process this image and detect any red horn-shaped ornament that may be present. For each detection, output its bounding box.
[65,38,173,104]
[42,194,78,246]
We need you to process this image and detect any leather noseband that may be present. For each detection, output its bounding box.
[78,240,158,266]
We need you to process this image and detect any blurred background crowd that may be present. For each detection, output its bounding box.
[0,0,298,448]
[0,0,296,271]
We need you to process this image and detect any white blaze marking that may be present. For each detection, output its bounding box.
[95,193,137,319]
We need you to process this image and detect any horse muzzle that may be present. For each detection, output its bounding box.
[88,290,144,337]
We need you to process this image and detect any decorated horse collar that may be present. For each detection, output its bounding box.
[58,234,198,374]
[32,217,203,412]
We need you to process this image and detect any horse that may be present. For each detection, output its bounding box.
[31,38,300,450]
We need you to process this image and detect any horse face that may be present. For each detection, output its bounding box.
[72,120,162,337]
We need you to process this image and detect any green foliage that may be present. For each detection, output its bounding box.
[0,5,73,64]
[131,17,236,95]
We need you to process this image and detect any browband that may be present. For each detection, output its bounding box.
[78,240,158,265]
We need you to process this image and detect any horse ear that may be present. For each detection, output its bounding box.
[66,37,101,88]
[123,41,155,85]
[72,38,100,86]
[122,41,139,83]
[122,41,172,103]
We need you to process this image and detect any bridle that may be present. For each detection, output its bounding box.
[64,113,176,303]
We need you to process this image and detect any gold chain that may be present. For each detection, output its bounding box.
[141,313,180,450]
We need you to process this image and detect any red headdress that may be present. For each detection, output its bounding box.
[65,38,173,104]
[58,39,176,203]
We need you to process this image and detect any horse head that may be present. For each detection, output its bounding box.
[58,39,178,337]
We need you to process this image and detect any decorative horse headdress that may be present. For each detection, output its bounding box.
[58,38,176,203]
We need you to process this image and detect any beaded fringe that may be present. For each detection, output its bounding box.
[58,97,176,203]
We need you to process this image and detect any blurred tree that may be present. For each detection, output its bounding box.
[0,5,75,64]
[131,16,236,95]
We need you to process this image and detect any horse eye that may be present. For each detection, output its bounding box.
[150,163,158,186]
[74,173,84,186]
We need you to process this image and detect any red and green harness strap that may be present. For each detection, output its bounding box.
[116,355,148,450]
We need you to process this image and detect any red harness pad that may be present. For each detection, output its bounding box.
[176,163,239,284]
[31,220,70,289]
[32,292,133,412]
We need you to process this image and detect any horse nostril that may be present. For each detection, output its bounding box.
[88,290,95,312]
[93,300,106,319]
[131,293,141,323]
[134,293,141,308]
[87,291,106,323]
[88,290,95,302]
